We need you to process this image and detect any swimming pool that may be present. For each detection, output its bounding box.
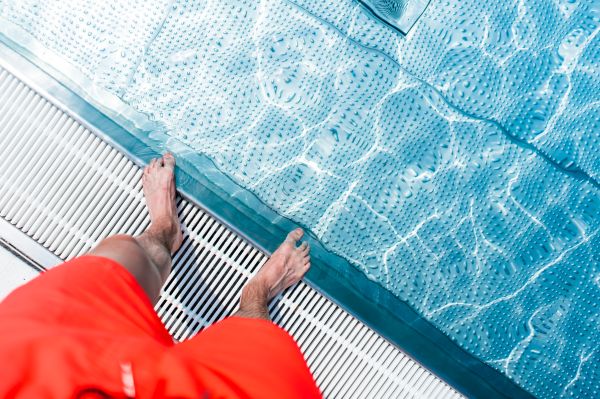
[1,0,598,397]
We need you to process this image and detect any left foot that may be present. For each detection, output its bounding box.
[142,153,183,253]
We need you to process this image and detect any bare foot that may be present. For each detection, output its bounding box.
[253,228,311,300]
[142,153,183,253]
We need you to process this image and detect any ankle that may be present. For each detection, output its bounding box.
[151,214,177,231]
[150,215,178,241]
[141,226,171,254]
[238,279,271,319]
[241,278,270,305]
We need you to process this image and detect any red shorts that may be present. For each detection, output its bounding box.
[0,256,321,398]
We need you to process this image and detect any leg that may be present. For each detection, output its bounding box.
[88,154,183,304]
[235,228,310,320]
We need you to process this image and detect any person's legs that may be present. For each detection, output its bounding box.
[235,228,310,320]
[87,151,310,309]
[88,153,183,304]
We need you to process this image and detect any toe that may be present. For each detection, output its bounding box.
[297,241,308,253]
[285,228,304,244]
[163,152,176,171]
[302,242,310,255]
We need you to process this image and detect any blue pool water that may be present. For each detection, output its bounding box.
[1,0,598,397]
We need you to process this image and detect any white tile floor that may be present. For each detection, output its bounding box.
[0,245,38,300]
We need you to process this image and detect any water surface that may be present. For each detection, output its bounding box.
[1,0,598,396]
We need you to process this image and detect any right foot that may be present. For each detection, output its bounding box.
[250,228,311,300]
[142,153,183,253]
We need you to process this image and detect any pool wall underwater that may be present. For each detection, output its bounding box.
[1,0,598,397]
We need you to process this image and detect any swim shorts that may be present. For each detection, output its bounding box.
[0,255,321,398]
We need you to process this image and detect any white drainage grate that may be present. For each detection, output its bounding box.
[0,61,461,398]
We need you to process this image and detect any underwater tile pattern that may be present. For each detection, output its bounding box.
[1,0,598,396]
